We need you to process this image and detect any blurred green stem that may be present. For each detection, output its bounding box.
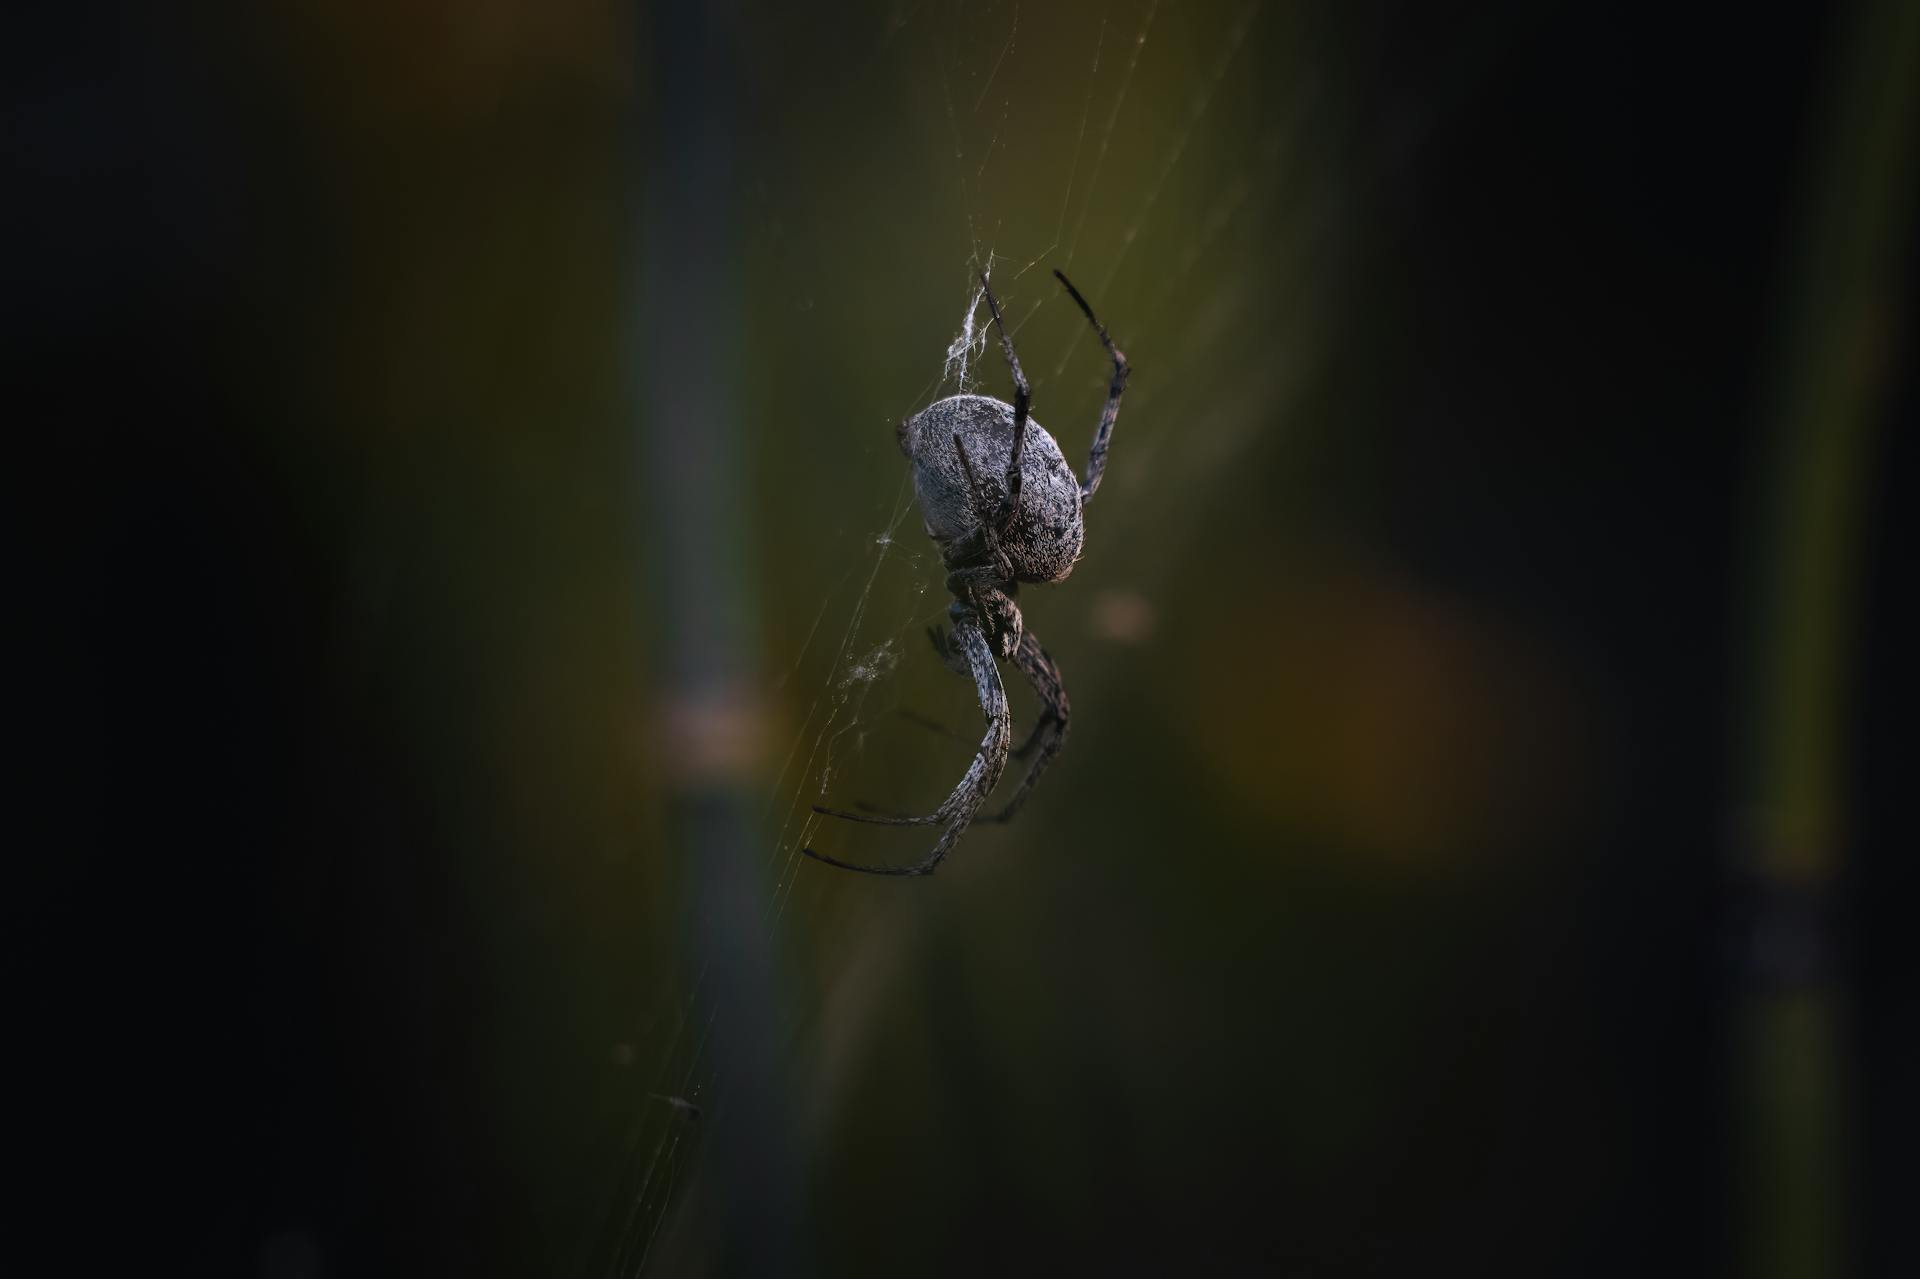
[629,2,800,1275]
[1736,2,1918,1276]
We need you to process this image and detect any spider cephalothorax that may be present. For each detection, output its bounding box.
[804,270,1128,877]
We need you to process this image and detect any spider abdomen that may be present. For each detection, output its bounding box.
[904,394,1085,584]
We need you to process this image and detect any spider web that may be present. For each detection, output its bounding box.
[593,1,1444,1270]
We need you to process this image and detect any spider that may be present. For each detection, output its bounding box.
[802,269,1128,877]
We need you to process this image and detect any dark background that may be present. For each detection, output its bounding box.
[24,0,1912,1274]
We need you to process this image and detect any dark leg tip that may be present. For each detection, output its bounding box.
[812,803,941,827]
[800,846,932,877]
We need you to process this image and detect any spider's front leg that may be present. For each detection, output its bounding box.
[977,273,1032,533]
[943,433,1022,655]
[1051,269,1129,503]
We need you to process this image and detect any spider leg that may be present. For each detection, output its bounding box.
[947,434,1009,574]
[847,798,926,821]
[1052,269,1129,504]
[1012,712,1054,762]
[914,635,1043,745]
[830,711,1046,828]
[832,716,1040,820]
[803,612,1010,877]
[819,630,1061,834]
[946,434,1020,650]
[891,704,975,745]
[979,627,1070,825]
[926,623,970,677]
[812,804,940,827]
[978,273,1030,531]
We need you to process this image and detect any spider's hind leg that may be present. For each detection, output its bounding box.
[893,684,1050,761]
[979,628,1070,825]
[803,613,1012,876]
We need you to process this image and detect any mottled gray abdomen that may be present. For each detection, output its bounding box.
[903,394,1085,584]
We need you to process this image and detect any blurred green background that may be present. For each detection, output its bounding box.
[42,0,1913,1274]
